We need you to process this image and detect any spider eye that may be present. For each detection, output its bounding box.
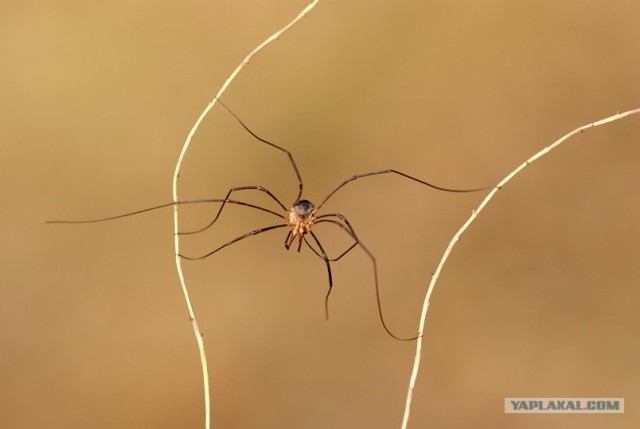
[293,199,315,215]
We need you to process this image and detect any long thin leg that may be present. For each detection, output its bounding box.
[314,212,420,341]
[179,186,288,235]
[216,97,304,202]
[304,218,358,262]
[316,169,489,210]
[179,223,288,260]
[46,198,283,224]
[306,231,333,320]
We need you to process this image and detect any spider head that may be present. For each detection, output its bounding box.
[292,199,315,216]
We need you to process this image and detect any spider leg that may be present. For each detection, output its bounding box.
[180,186,287,235]
[312,218,358,261]
[306,231,333,320]
[215,97,304,202]
[303,236,323,260]
[314,212,420,341]
[179,223,288,260]
[303,219,358,263]
[46,198,281,225]
[316,169,489,211]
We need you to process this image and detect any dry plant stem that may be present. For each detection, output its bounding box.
[170,2,321,428]
[400,108,640,429]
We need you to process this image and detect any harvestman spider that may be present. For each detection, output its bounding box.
[48,99,486,341]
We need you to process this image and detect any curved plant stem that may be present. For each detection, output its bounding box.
[400,108,640,429]
[170,2,321,428]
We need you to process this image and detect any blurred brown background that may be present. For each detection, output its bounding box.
[2,1,639,428]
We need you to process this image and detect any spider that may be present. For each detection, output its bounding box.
[48,99,487,340]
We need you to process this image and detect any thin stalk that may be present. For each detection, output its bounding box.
[170,2,321,428]
[401,108,640,429]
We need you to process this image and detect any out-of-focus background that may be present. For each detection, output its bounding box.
[2,1,639,428]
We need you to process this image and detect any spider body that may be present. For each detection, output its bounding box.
[286,199,317,252]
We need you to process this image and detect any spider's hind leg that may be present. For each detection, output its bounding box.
[309,213,420,341]
[306,231,333,320]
